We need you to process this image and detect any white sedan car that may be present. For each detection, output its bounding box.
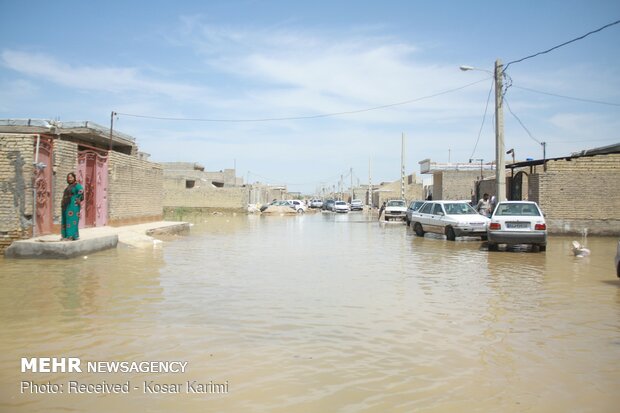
[410,200,489,240]
[487,201,547,251]
[285,200,307,214]
[334,201,350,213]
[384,200,407,221]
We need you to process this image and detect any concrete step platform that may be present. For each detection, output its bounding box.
[4,221,190,259]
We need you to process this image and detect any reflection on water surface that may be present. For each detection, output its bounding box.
[1,213,619,412]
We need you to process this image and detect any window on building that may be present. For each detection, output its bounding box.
[186,180,195,189]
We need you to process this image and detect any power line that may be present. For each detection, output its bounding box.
[115,78,489,123]
[504,19,620,71]
[544,138,619,144]
[512,85,620,107]
[504,97,542,145]
[249,168,351,187]
[469,78,494,160]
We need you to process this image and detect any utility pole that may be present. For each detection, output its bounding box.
[368,158,372,208]
[542,142,547,171]
[494,59,506,202]
[350,167,353,201]
[109,111,116,151]
[401,133,406,200]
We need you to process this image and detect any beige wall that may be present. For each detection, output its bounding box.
[433,170,480,200]
[0,134,35,252]
[164,177,248,210]
[533,154,620,235]
[372,176,424,206]
[108,151,164,223]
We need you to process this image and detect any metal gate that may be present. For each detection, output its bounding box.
[511,172,524,201]
[77,150,108,228]
[34,137,53,235]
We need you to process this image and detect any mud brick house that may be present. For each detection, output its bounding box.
[0,119,163,253]
[506,143,620,235]
[161,162,249,211]
[473,143,620,235]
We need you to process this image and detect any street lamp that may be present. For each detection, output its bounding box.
[460,60,506,202]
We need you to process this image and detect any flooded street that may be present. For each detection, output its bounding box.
[1,212,619,412]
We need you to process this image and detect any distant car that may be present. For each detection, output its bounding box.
[615,240,619,278]
[405,200,426,226]
[310,199,323,209]
[260,200,295,212]
[409,200,489,240]
[350,199,363,211]
[286,200,307,214]
[322,199,335,211]
[384,200,407,221]
[487,201,547,251]
[334,200,350,213]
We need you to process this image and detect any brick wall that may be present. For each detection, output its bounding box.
[434,170,480,200]
[163,177,249,210]
[108,152,163,223]
[371,178,423,206]
[528,174,540,204]
[535,154,620,235]
[0,134,35,252]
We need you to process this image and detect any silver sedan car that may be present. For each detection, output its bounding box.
[487,201,547,251]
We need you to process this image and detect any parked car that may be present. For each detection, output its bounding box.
[615,240,619,278]
[384,200,407,221]
[405,200,426,226]
[487,201,547,251]
[410,200,489,240]
[350,199,364,211]
[310,199,324,209]
[260,200,295,212]
[286,199,307,213]
[322,199,335,211]
[334,200,350,213]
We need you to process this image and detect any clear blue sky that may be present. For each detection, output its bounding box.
[1,0,619,194]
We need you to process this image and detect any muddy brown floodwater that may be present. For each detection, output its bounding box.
[1,212,619,412]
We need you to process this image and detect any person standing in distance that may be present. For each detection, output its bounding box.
[378,201,386,221]
[61,172,84,241]
[476,193,491,217]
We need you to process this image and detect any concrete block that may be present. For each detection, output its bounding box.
[4,235,118,259]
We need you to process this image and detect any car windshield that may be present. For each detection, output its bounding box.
[335,201,346,205]
[443,203,478,215]
[409,201,424,210]
[495,203,541,216]
[387,200,406,207]
[352,200,362,204]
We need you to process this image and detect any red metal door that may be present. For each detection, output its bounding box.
[77,150,109,228]
[95,154,108,226]
[34,137,53,235]
[76,154,87,228]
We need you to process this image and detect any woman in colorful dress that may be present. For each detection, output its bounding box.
[61,172,84,241]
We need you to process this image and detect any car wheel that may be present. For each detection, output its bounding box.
[406,218,410,226]
[297,208,304,214]
[446,227,456,241]
[480,235,488,241]
[487,242,498,251]
[538,244,546,252]
[413,222,425,237]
